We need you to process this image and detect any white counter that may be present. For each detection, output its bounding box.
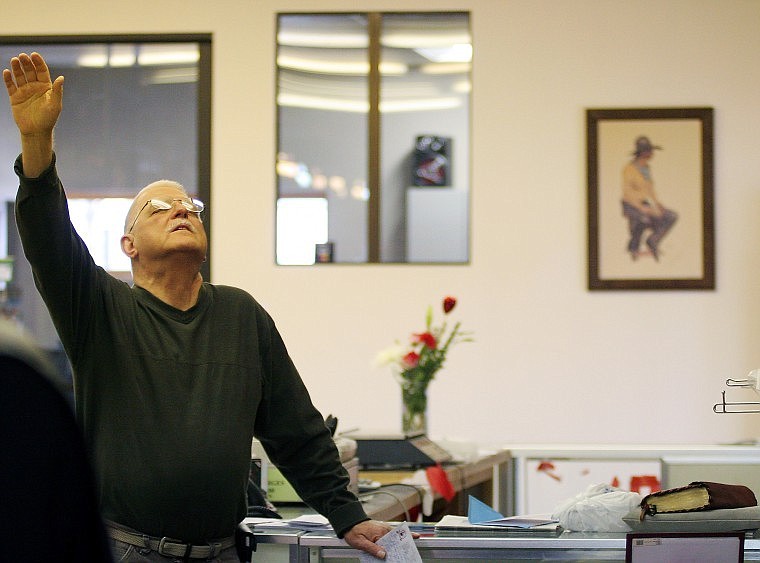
[503,444,760,515]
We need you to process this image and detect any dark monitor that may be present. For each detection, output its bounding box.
[626,531,744,563]
[354,434,452,469]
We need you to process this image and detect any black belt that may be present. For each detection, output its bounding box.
[106,523,235,559]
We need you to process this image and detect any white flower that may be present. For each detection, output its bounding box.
[374,344,405,367]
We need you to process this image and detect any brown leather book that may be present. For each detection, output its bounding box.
[640,482,757,520]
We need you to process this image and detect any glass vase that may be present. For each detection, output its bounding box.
[401,382,428,435]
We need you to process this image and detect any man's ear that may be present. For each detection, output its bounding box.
[120,234,137,258]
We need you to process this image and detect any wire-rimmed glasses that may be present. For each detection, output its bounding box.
[127,197,205,233]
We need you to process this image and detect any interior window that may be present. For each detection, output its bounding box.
[276,13,471,264]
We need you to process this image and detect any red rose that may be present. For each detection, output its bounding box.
[402,351,420,368]
[413,332,437,349]
[443,296,457,314]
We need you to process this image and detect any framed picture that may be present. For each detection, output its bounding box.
[587,107,714,290]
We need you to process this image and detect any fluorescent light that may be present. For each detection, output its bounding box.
[148,67,199,84]
[109,53,136,67]
[420,62,471,75]
[278,54,368,75]
[108,45,137,67]
[77,45,199,67]
[78,53,109,67]
[278,31,368,48]
[380,97,462,113]
[382,31,471,49]
[137,47,199,66]
[414,44,472,63]
[278,92,462,113]
[452,80,471,94]
[277,54,407,76]
[278,93,368,113]
[276,158,301,178]
[350,182,369,201]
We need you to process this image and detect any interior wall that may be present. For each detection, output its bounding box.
[3,0,760,447]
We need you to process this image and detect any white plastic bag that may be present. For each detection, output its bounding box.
[552,483,642,532]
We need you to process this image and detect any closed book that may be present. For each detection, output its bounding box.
[641,482,757,518]
[623,506,760,533]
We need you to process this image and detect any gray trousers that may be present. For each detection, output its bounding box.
[110,538,239,562]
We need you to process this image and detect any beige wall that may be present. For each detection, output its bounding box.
[4,0,760,446]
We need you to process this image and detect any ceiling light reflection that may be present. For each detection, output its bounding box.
[351,182,369,201]
[277,55,407,75]
[138,49,199,66]
[312,174,328,190]
[77,44,199,68]
[278,93,463,113]
[278,93,368,113]
[381,97,462,113]
[381,32,471,49]
[78,53,109,67]
[420,62,471,75]
[329,176,347,196]
[451,80,471,94]
[414,44,472,63]
[278,31,368,48]
[148,67,199,84]
[277,157,368,201]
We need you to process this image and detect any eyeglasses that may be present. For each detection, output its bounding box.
[128,197,205,233]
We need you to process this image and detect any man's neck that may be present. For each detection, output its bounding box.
[132,265,204,311]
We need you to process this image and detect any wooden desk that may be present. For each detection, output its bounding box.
[358,449,510,521]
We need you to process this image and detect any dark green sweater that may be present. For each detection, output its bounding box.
[15,155,368,543]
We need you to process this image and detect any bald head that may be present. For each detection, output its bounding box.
[124,180,187,234]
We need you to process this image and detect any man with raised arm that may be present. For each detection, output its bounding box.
[4,52,390,562]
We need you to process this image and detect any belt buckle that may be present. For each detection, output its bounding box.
[157,536,184,557]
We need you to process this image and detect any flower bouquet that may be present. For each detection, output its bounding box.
[376,296,472,435]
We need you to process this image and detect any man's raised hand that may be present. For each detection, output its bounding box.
[3,52,64,136]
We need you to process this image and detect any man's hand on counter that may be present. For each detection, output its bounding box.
[343,520,393,559]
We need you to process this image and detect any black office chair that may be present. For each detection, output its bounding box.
[0,320,113,562]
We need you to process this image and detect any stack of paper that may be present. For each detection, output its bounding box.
[286,514,332,530]
[434,497,562,536]
[245,513,333,532]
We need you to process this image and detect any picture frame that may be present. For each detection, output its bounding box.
[587,107,714,290]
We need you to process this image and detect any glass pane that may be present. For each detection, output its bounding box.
[276,14,369,264]
[0,43,200,199]
[380,13,471,263]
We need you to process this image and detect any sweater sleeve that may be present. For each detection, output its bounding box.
[14,153,101,364]
[252,309,369,536]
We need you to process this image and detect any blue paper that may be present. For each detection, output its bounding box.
[466,495,558,528]
[467,495,504,523]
